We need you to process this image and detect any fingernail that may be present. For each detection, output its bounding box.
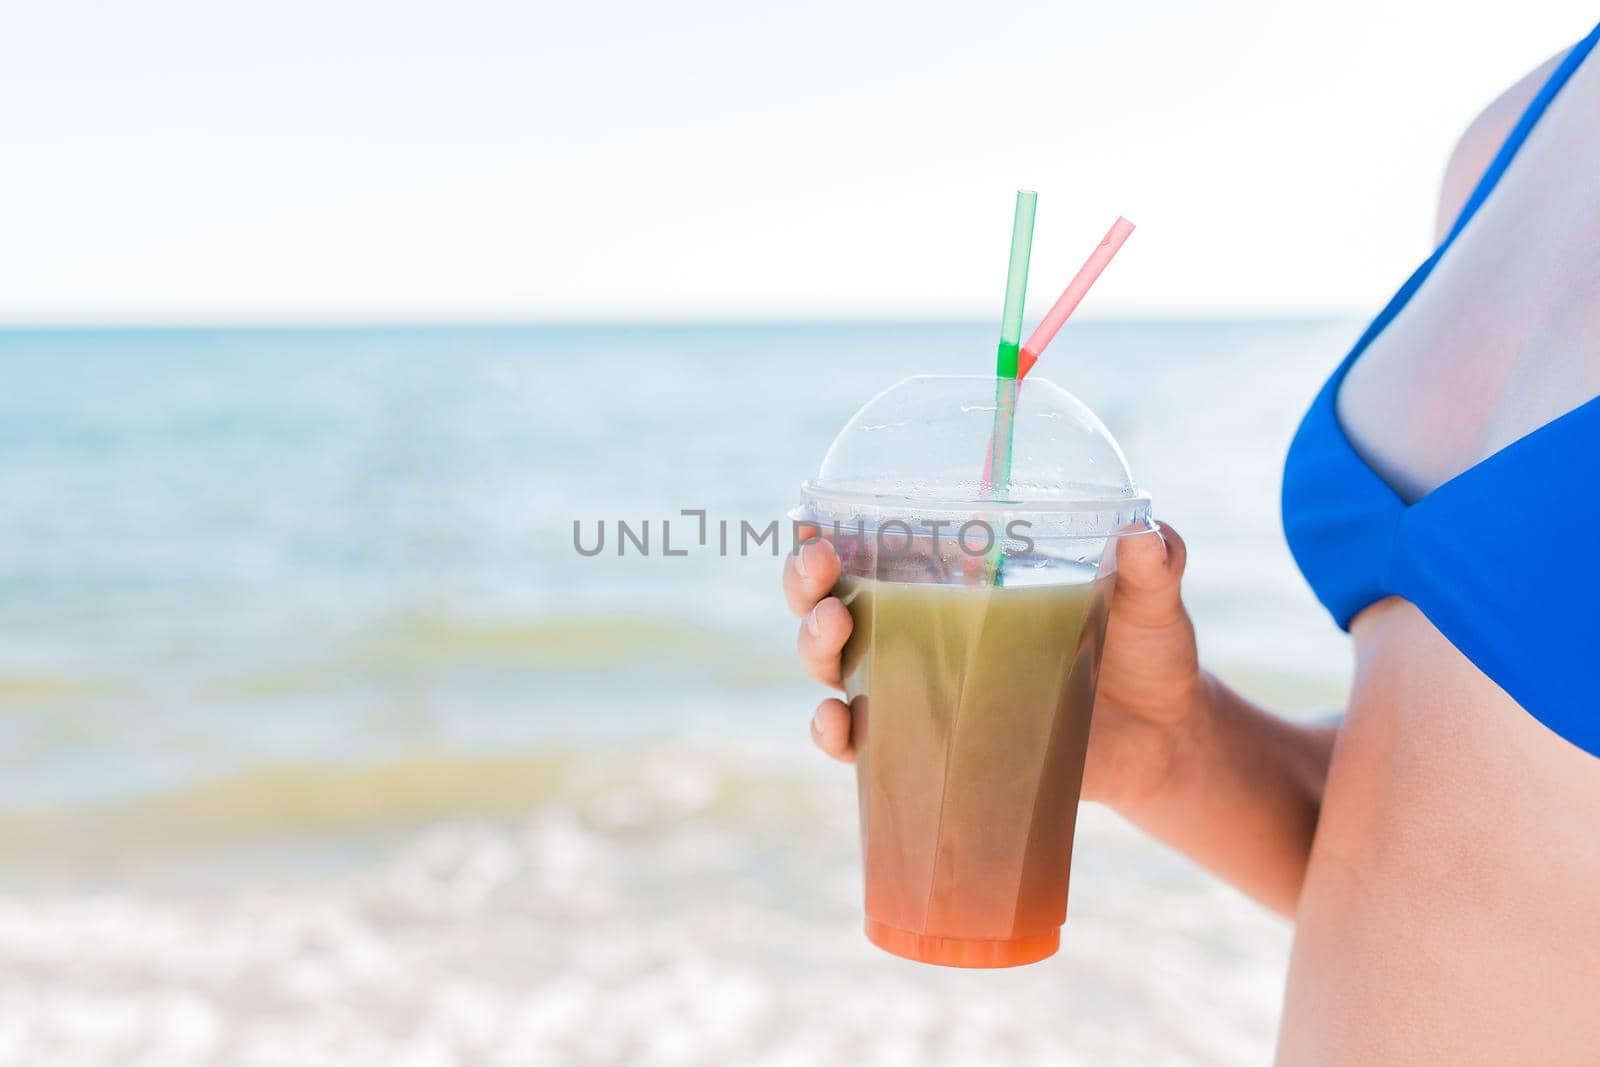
[810,711,823,735]
[804,606,821,638]
[795,544,811,579]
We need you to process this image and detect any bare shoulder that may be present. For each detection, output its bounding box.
[1435,49,1573,240]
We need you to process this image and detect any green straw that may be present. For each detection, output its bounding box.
[995,189,1037,379]
[984,190,1036,584]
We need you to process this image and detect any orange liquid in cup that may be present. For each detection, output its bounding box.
[836,573,1113,967]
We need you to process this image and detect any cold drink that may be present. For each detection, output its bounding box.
[836,570,1113,967]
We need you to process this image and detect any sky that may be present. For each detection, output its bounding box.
[0,1,1594,323]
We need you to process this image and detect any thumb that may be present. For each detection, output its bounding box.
[1113,521,1188,625]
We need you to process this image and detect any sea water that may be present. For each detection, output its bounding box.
[0,320,1358,1065]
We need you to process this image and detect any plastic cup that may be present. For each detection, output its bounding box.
[793,375,1154,968]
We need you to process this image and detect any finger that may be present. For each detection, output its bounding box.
[797,595,853,688]
[810,697,856,763]
[784,539,842,617]
[1114,521,1186,622]
[1155,521,1187,580]
[1115,524,1169,588]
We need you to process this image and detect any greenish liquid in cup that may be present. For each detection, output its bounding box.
[836,573,1113,966]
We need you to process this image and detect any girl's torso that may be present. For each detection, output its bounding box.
[1279,602,1600,1063]
[1276,36,1600,1065]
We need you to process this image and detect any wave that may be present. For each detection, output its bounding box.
[0,672,92,706]
[0,738,830,869]
[0,787,1287,1067]
[193,612,798,702]
[377,612,762,667]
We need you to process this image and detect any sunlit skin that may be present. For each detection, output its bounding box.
[785,43,1600,1065]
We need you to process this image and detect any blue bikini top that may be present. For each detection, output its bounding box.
[1281,22,1600,758]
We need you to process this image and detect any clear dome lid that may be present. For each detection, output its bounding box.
[800,375,1151,539]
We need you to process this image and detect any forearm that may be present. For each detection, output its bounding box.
[1112,672,1339,918]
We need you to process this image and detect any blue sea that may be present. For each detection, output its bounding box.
[0,321,1360,1065]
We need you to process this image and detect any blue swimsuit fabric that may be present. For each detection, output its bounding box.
[1280,21,1600,756]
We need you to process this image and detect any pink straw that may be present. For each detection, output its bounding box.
[1016,216,1135,379]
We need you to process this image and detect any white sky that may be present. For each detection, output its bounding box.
[0,2,1594,322]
